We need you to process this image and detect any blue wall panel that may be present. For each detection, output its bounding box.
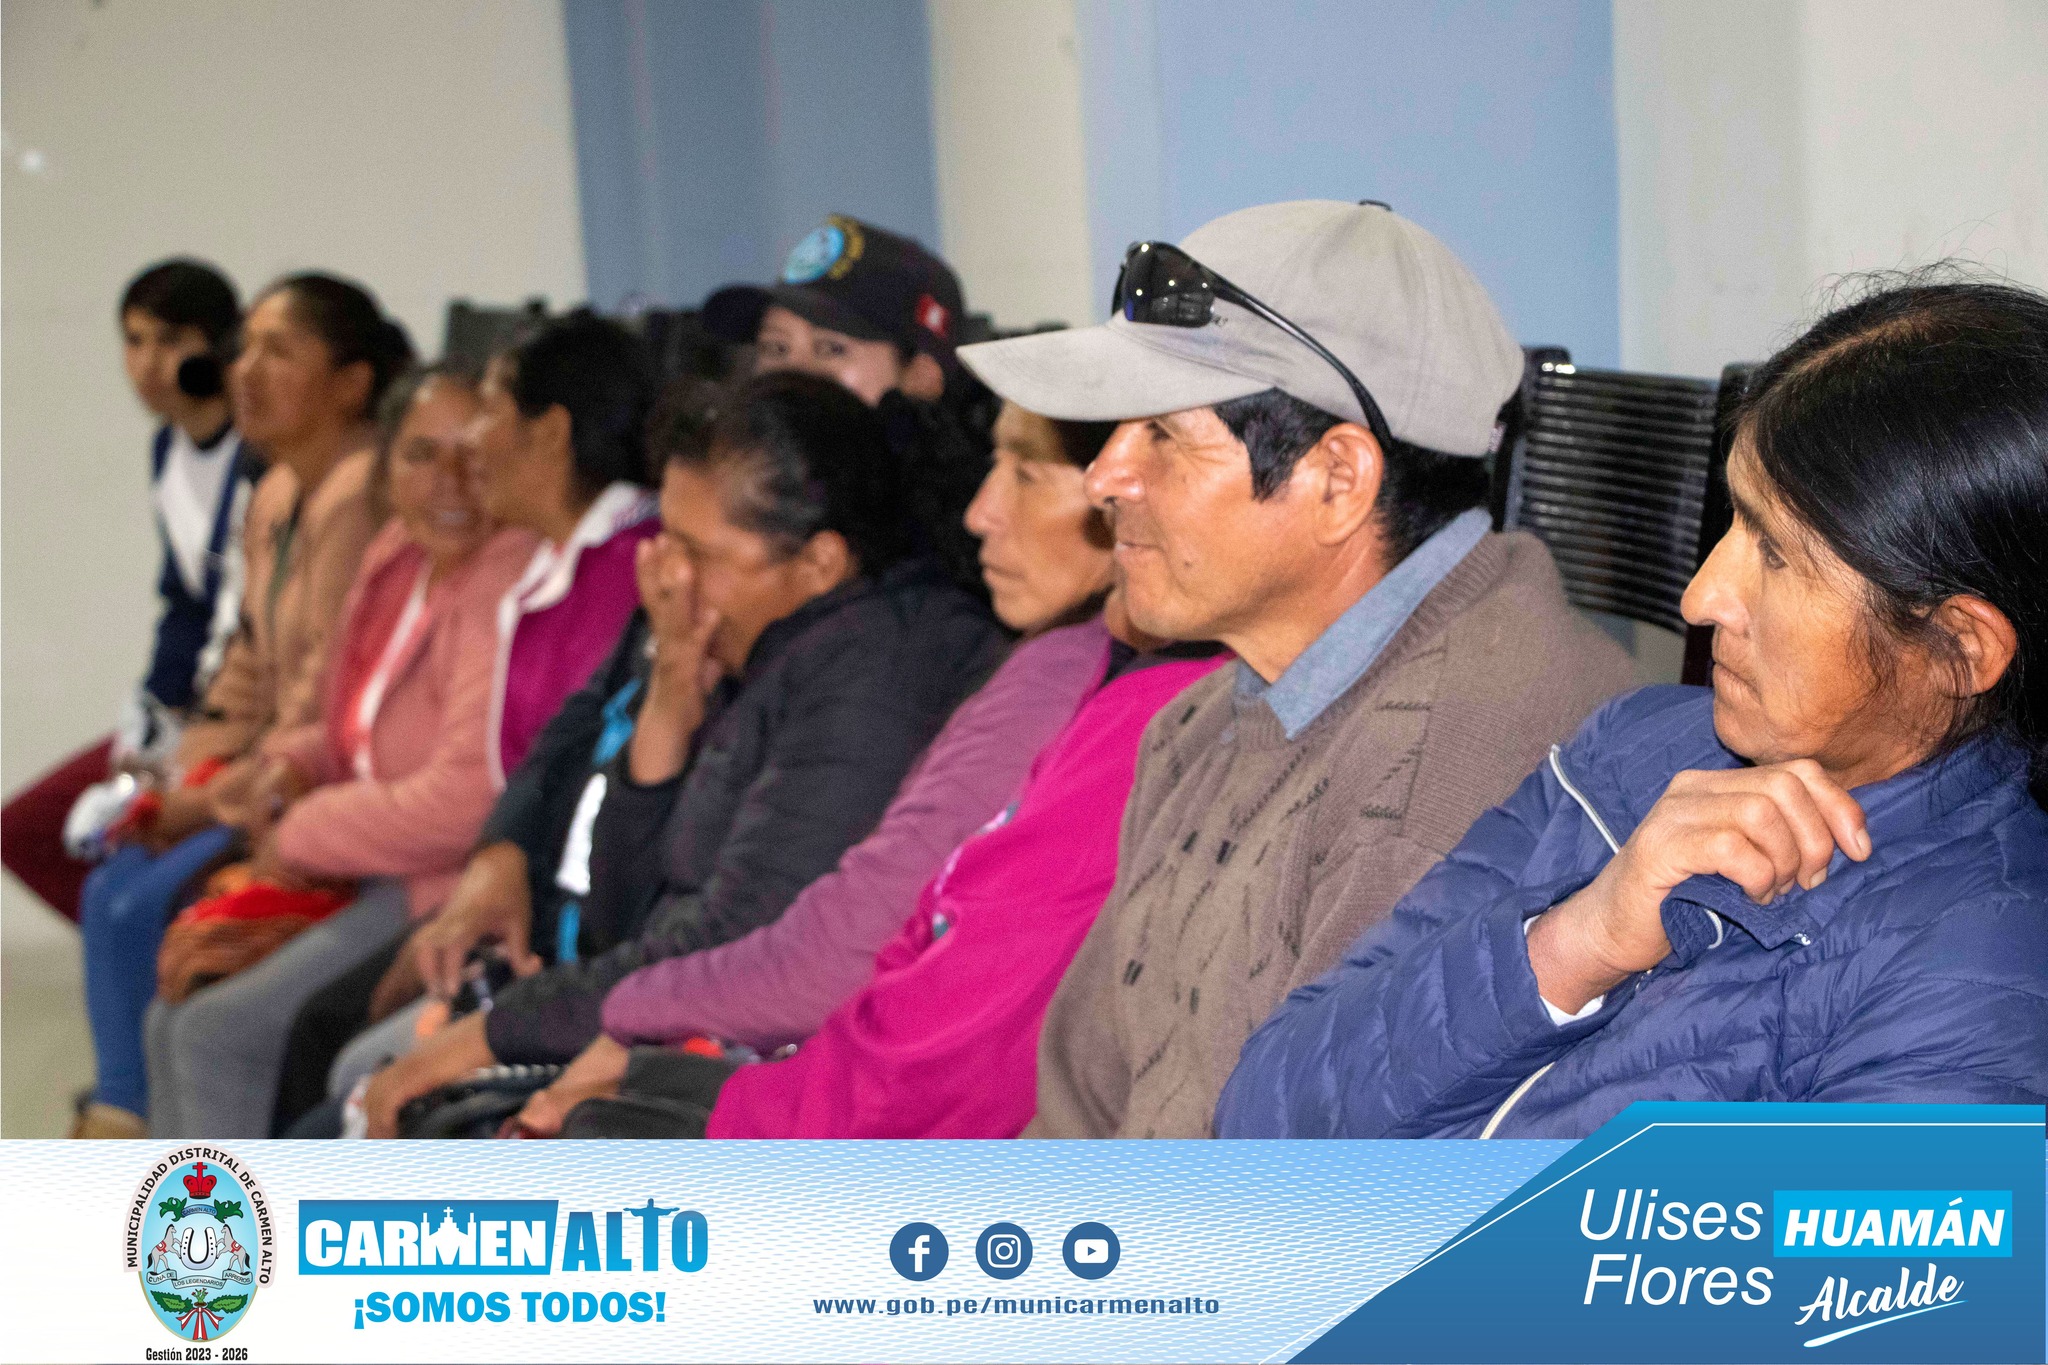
[1079,0,1620,364]
[760,1,941,267]
[563,0,938,313]
[1075,0,1169,321]
[567,0,1617,362]
[560,1,642,311]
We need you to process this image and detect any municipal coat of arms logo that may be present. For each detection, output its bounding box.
[125,1149,273,1342]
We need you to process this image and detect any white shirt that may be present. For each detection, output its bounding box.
[154,423,237,596]
[1525,914,1606,1025]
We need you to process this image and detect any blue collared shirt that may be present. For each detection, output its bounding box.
[1234,507,1491,739]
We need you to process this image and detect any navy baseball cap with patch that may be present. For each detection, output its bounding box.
[704,215,966,370]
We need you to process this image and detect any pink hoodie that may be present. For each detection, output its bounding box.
[265,521,538,916]
[706,645,1226,1139]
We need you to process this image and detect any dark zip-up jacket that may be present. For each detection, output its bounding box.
[484,559,1007,1064]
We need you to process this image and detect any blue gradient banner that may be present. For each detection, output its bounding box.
[0,1104,2038,1363]
[1297,1104,2044,1364]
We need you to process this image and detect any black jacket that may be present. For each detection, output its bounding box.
[477,610,654,962]
[485,559,1007,1063]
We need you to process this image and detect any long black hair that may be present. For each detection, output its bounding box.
[658,370,914,576]
[261,273,415,419]
[1736,271,2048,805]
[495,310,658,497]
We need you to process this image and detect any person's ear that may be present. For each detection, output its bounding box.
[332,359,374,423]
[530,404,575,471]
[1934,594,2018,698]
[899,353,946,402]
[1295,422,1383,549]
[796,528,854,591]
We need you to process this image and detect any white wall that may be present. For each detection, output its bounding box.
[1,0,588,795]
[1797,1,2048,294]
[1616,0,2048,377]
[925,0,1097,331]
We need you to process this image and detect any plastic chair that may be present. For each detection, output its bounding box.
[442,297,549,372]
[1492,348,1751,685]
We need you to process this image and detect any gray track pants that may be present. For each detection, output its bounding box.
[146,880,408,1138]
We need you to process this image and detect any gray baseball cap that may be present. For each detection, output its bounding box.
[957,200,1523,457]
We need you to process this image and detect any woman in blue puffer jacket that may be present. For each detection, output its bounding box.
[1217,275,2048,1139]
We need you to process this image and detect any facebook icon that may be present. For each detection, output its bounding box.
[889,1222,949,1281]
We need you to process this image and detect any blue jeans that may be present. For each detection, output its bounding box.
[80,825,237,1113]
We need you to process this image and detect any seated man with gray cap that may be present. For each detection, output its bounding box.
[957,200,1634,1138]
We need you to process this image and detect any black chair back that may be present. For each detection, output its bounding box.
[442,297,550,373]
[638,308,746,385]
[1494,348,1751,684]
[441,300,748,391]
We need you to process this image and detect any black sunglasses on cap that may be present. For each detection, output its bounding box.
[1111,240,1396,451]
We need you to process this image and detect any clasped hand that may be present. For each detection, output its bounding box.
[1526,760,1872,1013]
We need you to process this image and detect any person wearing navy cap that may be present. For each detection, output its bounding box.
[703,214,964,406]
[708,215,988,601]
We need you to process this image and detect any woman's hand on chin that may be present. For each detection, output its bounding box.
[512,1035,631,1137]
[629,536,723,785]
[638,535,723,692]
[1528,760,1872,1013]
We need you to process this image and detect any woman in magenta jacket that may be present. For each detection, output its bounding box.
[463,312,661,784]
[701,631,1223,1138]
[142,365,541,1137]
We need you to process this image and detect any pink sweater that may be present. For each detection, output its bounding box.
[601,618,1112,1051]
[706,646,1226,1139]
[266,522,537,916]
